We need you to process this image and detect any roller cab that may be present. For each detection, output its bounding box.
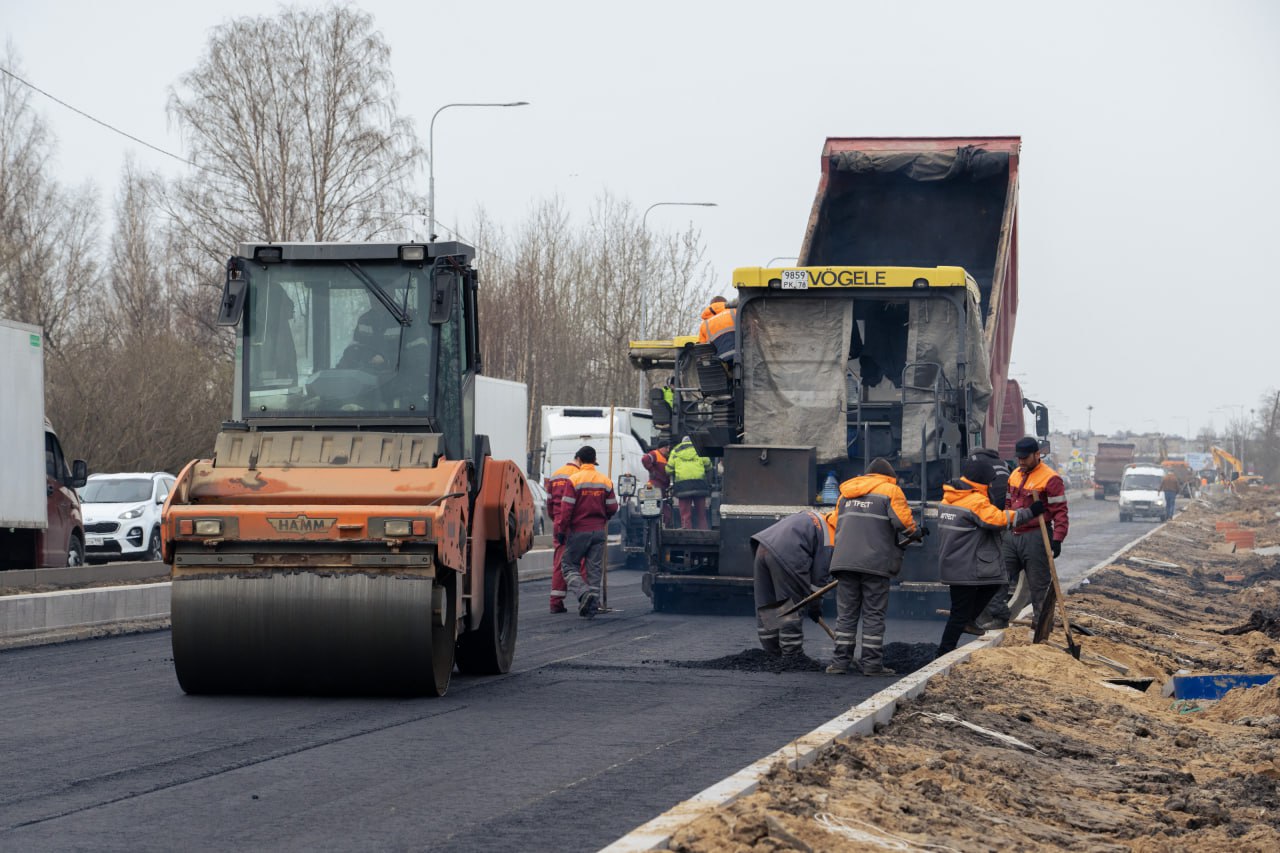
[164,241,533,696]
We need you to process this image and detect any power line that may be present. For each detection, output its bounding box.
[1,65,515,263]
[0,65,205,173]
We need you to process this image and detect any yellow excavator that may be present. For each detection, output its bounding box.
[1210,445,1262,487]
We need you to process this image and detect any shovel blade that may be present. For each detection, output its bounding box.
[756,598,793,632]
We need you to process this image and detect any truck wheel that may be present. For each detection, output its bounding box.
[147,526,163,562]
[1119,512,1129,523]
[67,534,84,567]
[456,551,519,675]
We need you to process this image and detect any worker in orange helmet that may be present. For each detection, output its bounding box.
[696,296,737,365]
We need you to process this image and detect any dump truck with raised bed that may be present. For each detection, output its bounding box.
[630,137,1031,615]
[162,241,534,696]
[1093,442,1136,499]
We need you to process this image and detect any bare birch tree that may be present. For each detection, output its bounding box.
[164,6,422,250]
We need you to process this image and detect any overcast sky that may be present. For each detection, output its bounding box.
[3,0,1277,439]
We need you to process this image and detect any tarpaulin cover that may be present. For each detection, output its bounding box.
[828,147,1010,182]
[741,298,852,463]
[900,295,992,463]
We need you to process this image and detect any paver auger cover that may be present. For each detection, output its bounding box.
[163,241,533,696]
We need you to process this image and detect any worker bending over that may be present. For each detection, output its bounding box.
[827,458,922,676]
[555,445,618,618]
[935,458,1043,657]
[545,451,588,613]
[750,509,836,659]
[1003,436,1070,626]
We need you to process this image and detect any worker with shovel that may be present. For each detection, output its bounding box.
[1004,436,1070,626]
[935,458,1044,657]
[751,509,837,659]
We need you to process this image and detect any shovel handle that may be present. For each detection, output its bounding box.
[776,579,839,619]
[1034,491,1077,647]
[816,616,837,641]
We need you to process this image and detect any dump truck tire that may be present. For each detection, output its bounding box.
[456,551,519,675]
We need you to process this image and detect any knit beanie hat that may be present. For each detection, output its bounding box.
[868,457,896,478]
[962,458,996,485]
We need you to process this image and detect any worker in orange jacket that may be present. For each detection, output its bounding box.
[696,296,737,365]
[545,453,588,613]
[826,458,921,676]
[1003,436,1070,626]
[935,458,1042,657]
[641,445,672,525]
[556,445,619,618]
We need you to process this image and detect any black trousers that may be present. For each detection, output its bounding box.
[938,584,1002,656]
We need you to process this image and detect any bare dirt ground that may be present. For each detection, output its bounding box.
[0,574,169,596]
[671,489,1280,852]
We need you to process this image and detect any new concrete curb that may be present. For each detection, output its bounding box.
[0,549,558,650]
[602,517,1169,851]
[601,631,1008,852]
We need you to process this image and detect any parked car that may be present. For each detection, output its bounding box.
[79,472,176,563]
[526,479,552,537]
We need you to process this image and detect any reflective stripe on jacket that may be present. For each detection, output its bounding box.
[1007,461,1069,540]
[937,479,1035,585]
[545,461,580,523]
[666,441,710,490]
[750,509,836,590]
[556,463,618,534]
[697,303,737,363]
[830,473,917,578]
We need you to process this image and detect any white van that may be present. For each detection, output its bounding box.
[1117,464,1167,523]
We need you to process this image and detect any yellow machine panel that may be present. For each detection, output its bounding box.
[733,265,975,294]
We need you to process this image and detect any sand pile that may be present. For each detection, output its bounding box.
[671,491,1280,852]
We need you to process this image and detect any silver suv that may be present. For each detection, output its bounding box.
[79,473,175,563]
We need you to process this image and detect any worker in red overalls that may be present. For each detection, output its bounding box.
[641,445,672,526]
[545,452,588,613]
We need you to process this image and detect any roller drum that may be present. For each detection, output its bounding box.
[171,570,455,696]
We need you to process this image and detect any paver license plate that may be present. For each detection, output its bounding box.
[779,270,808,290]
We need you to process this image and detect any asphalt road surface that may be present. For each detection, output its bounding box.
[0,489,1147,852]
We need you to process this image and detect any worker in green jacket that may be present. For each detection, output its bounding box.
[667,435,712,529]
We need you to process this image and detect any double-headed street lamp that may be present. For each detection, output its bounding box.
[637,201,718,405]
[428,101,529,241]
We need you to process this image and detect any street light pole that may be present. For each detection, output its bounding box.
[636,201,718,406]
[428,101,529,241]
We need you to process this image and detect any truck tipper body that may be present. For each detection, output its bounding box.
[630,136,1028,614]
[0,318,88,569]
[1093,442,1137,499]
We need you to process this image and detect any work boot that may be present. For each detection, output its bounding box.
[578,592,599,619]
[979,618,1008,631]
[962,623,986,635]
[861,664,896,677]
[550,600,567,614]
[825,662,851,675]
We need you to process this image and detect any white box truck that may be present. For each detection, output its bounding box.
[0,318,88,568]
[538,405,652,487]
[475,376,529,471]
